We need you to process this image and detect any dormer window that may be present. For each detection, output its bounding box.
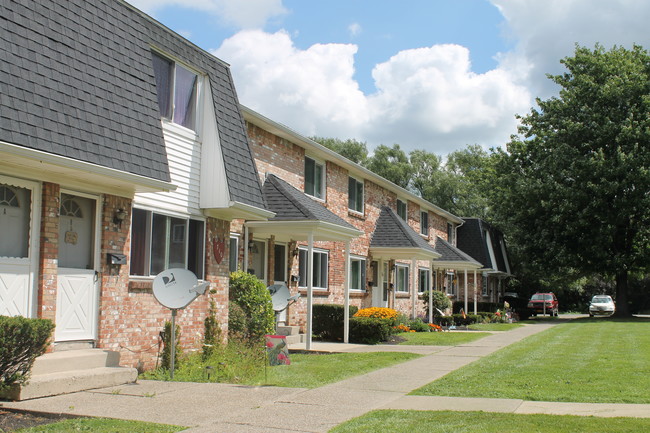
[151,51,198,131]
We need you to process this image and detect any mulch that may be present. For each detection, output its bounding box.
[0,408,80,432]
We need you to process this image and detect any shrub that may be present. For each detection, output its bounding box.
[228,302,246,339]
[421,290,452,316]
[0,316,54,391]
[161,320,181,371]
[451,313,481,326]
[229,271,275,342]
[407,318,430,332]
[313,304,358,341]
[436,316,454,326]
[354,307,399,325]
[202,299,222,360]
[349,317,392,344]
[453,301,498,314]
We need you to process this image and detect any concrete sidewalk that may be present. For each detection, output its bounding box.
[3,321,649,432]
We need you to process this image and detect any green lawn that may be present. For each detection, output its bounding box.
[329,410,650,433]
[397,331,490,345]
[412,318,650,403]
[15,418,184,433]
[246,352,420,388]
[467,322,523,331]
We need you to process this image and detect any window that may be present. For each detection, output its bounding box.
[418,268,430,293]
[395,264,409,293]
[274,244,287,282]
[151,51,198,131]
[348,177,364,213]
[298,248,328,289]
[446,272,456,296]
[229,235,239,273]
[350,256,366,291]
[482,274,488,296]
[397,199,407,220]
[304,157,324,199]
[447,222,455,245]
[0,184,30,258]
[130,208,205,279]
[420,210,429,236]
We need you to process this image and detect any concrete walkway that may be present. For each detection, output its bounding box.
[3,321,649,432]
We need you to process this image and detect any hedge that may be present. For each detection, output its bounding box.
[313,304,358,341]
[229,271,275,342]
[349,317,392,344]
[0,316,54,391]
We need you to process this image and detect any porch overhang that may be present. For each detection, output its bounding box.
[370,247,440,261]
[246,219,362,242]
[0,141,176,196]
[204,201,275,222]
[433,260,482,271]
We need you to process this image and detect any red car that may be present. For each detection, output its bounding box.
[528,292,559,316]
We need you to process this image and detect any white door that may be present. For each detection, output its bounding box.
[0,178,40,318]
[56,193,99,342]
[273,243,287,324]
[372,260,389,308]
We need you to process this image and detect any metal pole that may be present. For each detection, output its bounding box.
[170,309,177,380]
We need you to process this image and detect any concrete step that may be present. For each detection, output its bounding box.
[276,326,300,336]
[5,366,138,401]
[282,334,304,345]
[31,349,120,375]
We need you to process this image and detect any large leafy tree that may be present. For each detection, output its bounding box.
[311,136,368,165]
[365,144,414,189]
[494,45,650,316]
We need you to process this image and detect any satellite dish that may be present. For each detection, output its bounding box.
[153,268,210,310]
[268,284,291,312]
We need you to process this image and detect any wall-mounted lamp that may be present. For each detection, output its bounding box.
[292,247,300,257]
[113,208,127,227]
[248,240,259,254]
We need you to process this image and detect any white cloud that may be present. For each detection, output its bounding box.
[126,0,287,29]
[492,0,650,98]
[348,22,362,38]
[213,30,369,139]
[215,33,530,154]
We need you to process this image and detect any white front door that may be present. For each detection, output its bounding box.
[0,178,40,317]
[273,243,287,324]
[55,193,100,342]
[372,260,389,308]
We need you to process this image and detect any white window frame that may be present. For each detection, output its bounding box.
[395,263,409,293]
[482,273,489,296]
[349,255,367,292]
[397,199,407,220]
[418,267,430,294]
[446,272,456,296]
[447,222,455,245]
[420,210,429,236]
[348,176,364,214]
[304,156,326,200]
[130,208,205,279]
[298,247,329,290]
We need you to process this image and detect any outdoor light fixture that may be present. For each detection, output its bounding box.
[248,240,259,254]
[113,208,127,227]
[292,247,300,257]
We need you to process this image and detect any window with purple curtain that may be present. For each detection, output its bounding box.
[150,51,198,131]
[173,64,197,130]
[151,52,172,119]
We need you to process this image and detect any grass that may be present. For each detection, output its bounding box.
[142,341,420,389]
[396,331,490,345]
[412,318,650,403]
[467,322,523,331]
[15,418,184,433]
[329,410,650,433]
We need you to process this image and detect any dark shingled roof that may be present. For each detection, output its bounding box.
[435,236,481,266]
[1,0,265,208]
[457,218,511,273]
[370,206,437,254]
[262,174,357,230]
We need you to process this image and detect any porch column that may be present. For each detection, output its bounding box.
[343,240,350,343]
[306,233,314,350]
[243,226,249,273]
[429,265,435,324]
[411,258,417,319]
[464,268,468,314]
[473,269,478,314]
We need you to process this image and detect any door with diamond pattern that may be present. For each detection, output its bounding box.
[55,193,99,342]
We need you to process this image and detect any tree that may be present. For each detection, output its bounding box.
[365,144,414,189]
[494,44,650,316]
[310,136,368,165]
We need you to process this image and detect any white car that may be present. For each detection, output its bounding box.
[589,295,615,317]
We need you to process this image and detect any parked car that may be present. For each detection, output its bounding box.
[527,292,559,316]
[589,295,615,317]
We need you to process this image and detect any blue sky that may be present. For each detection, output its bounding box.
[129,0,650,155]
